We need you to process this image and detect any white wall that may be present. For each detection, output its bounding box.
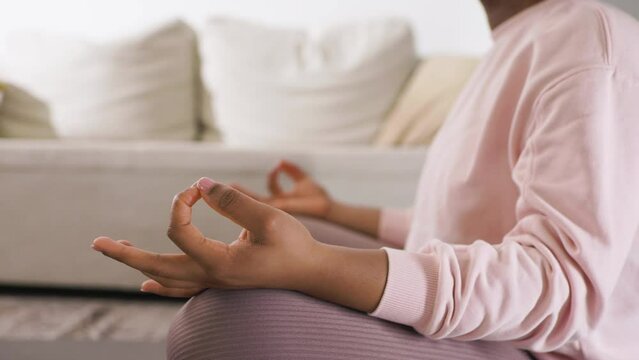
[604,0,639,18]
[0,0,493,56]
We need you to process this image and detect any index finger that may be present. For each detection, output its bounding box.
[167,186,219,265]
[268,160,307,195]
[279,160,307,181]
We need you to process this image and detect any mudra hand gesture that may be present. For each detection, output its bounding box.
[231,160,332,219]
[92,177,387,313]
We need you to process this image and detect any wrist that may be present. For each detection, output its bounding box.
[292,241,389,313]
[323,199,342,222]
[291,240,332,293]
[322,201,381,238]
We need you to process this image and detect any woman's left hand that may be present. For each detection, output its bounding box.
[92,178,322,297]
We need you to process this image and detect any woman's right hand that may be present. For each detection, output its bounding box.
[232,160,333,219]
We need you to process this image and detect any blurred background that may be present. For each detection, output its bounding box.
[0,0,494,55]
[0,1,636,359]
[0,0,635,55]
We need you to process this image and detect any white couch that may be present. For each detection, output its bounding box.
[0,139,425,289]
[0,2,468,291]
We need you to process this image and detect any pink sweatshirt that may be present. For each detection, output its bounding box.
[372,1,639,359]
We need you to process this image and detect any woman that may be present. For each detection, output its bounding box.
[92,0,639,359]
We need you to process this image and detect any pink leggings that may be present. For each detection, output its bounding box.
[166,217,534,360]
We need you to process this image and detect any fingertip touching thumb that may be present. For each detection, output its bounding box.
[196,177,216,193]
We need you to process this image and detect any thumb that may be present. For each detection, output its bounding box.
[196,177,277,232]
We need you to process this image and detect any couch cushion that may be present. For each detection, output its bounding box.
[0,20,198,140]
[0,83,56,138]
[375,56,480,146]
[199,17,417,146]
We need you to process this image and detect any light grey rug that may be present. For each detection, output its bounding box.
[0,295,182,342]
[1,339,167,360]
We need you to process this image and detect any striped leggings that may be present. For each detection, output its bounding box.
[166,217,533,360]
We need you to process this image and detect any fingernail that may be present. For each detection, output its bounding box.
[197,177,215,192]
[140,287,147,293]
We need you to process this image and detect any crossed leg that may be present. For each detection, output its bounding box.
[166,217,532,360]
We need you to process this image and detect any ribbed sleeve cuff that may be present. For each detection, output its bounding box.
[369,247,439,328]
[378,208,412,248]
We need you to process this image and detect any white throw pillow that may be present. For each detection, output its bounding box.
[199,17,417,146]
[0,20,197,140]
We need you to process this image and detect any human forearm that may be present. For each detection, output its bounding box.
[295,242,388,313]
[325,201,381,238]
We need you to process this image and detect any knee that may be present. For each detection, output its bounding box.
[166,288,315,360]
[166,288,239,360]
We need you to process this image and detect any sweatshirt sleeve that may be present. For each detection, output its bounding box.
[378,208,413,248]
[370,68,639,352]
